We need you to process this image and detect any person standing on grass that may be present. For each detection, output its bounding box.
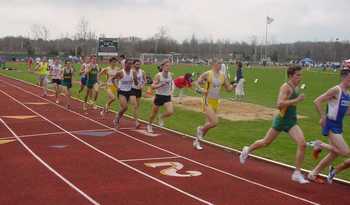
[61,59,74,109]
[27,57,33,72]
[130,59,146,128]
[234,61,245,101]
[146,59,174,133]
[34,57,49,97]
[83,55,100,111]
[193,58,235,150]
[49,57,63,103]
[112,59,138,129]
[307,68,350,183]
[99,57,120,115]
[173,73,193,103]
[239,65,309,184]
[78,56,89,94]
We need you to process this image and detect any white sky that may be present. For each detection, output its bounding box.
[1,0,350,43]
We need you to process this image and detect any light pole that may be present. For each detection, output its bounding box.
[265,16,274,62]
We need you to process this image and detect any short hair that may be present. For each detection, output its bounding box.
[120,54,125,59]
[133,59,141,64]
[211,58,220,65]
[287,65,302,78]
[340,68,350,79]
[160,59,170,68]
[109,57,118,63]
[237,61,242,68]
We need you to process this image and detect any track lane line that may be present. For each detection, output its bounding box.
[120,156,180,162]
[0,118,100,205]
[0,89,214,205]
[0,77,320,205]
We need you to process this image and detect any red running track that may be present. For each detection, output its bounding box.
[0,75,349,205]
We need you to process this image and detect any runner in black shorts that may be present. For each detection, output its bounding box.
[112,59,138,128]
[147,59,174,133]
[130,59,146,128]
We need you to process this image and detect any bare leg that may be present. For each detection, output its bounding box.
[288,125,307,171]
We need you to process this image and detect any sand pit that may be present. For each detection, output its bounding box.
[169,96,306,121]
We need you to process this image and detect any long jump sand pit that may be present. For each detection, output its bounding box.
[171,96,306,121]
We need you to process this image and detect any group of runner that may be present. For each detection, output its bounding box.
[31,55,350,185]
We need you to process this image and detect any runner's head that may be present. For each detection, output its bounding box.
[160,59,171,72]
[211,58,221,72]
[124,59,133,71]
[133,59,141,70]
[184,73,192,81]
[90,55,96,64]
[340,68,350,88]
[109,57,118,66]
[65,59,72,67]
[287,65,302,85]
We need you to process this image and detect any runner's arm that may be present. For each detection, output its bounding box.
[194,72,208,94]
[151,74,162,89]
[314,87,338,117]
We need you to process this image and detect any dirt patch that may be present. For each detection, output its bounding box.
[169,96,307,121]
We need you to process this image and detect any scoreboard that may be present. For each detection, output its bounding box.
[97,38,119,56]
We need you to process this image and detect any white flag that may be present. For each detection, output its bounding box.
[267,16,274,24]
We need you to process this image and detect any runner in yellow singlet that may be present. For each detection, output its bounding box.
[193,58,235,150]
[99,57,121,115]
[34,57,49,97]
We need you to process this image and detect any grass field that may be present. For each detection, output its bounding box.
[2,62,350,181]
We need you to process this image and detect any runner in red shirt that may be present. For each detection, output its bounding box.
[173,73,192,103]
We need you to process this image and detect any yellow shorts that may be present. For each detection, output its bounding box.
[202,97,219,112]
[107,84,117,94]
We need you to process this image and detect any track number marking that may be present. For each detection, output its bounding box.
[145,161,202,177]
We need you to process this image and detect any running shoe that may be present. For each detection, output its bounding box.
[327,166,336,184]
[291,171,309,184]
[239,146,249,164]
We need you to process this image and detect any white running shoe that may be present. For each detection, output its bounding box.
[147,124,153,133]
[55,100,59,104]
[193,140,203,150]
[113,113,120,129]
[158,115,164,127]
[239,146,249,164]
[196,126,203,140]
[291,171,309,184]
[327,166,336,184]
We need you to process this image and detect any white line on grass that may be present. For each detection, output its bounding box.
[1,79,320,205]
[0,89,214,205]
[0,118,100,205]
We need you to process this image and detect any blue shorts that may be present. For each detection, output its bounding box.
[322,119,343,136]
[81,76,87,86]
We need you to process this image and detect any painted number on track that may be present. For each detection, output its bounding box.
[144,162,202,177]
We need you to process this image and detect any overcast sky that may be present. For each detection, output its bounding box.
[1,0,350,43]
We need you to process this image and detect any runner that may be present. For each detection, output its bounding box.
[34,57,49,97]
[307,68,350,183]
[112,59,138,128]
[239,65,309,184]
[78,56,89,94]
[99,57,120,115]
[193,58,235,150]
[146,59,174,133]
[49,57,62,103]
[130,59,146,128]
[61,59,74,109]
[83,55,100,111]
[173,73,193,103]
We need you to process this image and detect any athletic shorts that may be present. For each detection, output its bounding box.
[107,84,117,94]
[131,88,142,98]
[154,94,171,106]
[38,75,48,83]
[51,79,61,85]
[272,115,297,132]
[86,81,98,89]
[81,76,87,86]
[322,119,343,136]
[118,90,132,102]
[202,97,219,112]
[62,80,72,89]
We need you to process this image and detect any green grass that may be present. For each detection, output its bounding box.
[2,62,350,181]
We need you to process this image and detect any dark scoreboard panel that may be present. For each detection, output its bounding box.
[97,38,119,56]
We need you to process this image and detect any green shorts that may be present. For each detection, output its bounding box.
[272,115,297,132]
[86,80,97,89]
